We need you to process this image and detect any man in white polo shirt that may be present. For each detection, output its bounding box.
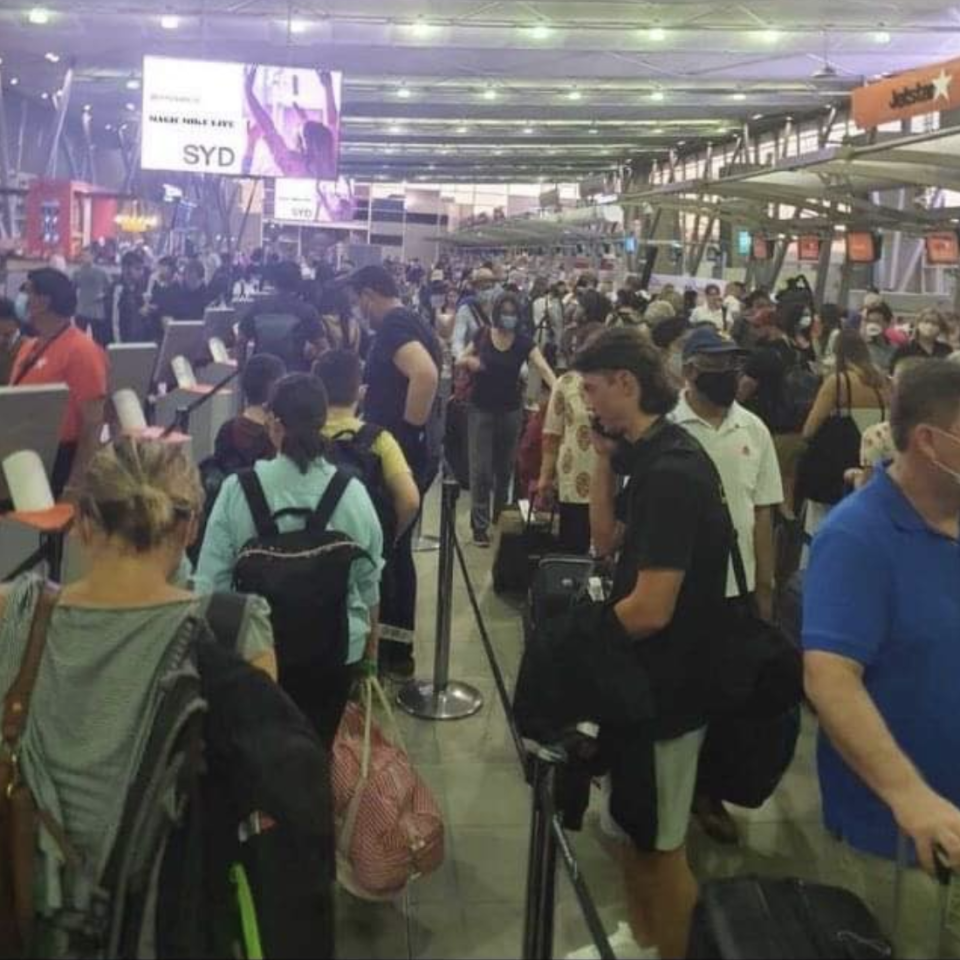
[690,283,730,331]
[671,325,784,845]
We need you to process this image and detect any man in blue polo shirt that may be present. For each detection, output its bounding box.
[804,360,960,959]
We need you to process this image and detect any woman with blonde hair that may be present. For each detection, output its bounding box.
[0,437,275,936]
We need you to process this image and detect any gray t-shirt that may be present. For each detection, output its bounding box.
[0,576,272,913]
[73,264,111,321]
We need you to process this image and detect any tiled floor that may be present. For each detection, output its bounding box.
[336,492,833,959]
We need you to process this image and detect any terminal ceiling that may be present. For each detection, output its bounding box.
[1,1,959,183]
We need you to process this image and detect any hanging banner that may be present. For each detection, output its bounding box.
[851,57,960,130]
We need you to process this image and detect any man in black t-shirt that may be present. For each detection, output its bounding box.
[236,260,326,373]
[349,264,441,681]
[573,328,731,960]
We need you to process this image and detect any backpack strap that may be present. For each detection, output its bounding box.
[312,470,352,532]
[204,592,248,653]
[2,584,58,745]
[355,423,384,453]
[237,470,280,539]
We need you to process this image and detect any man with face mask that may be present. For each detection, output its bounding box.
[0,297,25,385]
[862,304,895,371]
[803,360,960,958]
[670,326,784,844]
[452,267,499,359]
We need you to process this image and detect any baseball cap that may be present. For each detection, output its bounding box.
[682,326,746,361]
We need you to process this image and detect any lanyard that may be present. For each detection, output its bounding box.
[13,324,70,386]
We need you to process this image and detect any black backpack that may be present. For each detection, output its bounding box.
[325,424,397,549]
[232,469,369,694]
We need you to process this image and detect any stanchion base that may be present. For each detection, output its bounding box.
[396,681,484,721]
[413,534,441,554]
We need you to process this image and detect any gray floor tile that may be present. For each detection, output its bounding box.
[408,902,471,960]
[461,902,528,960]
[440,760,531,828]
[455,826,530,904]
[336,893,411,960]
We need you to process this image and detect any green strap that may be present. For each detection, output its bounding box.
[230,863,265,960]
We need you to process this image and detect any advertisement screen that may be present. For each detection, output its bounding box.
[925,232,960,266]
[273,178,357,226]
[846,232,881,264]
[141,56,343,179]
[797,236,822,262]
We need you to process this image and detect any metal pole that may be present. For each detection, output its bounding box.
[813,229,834,308]
[46,62,75,179]
[397,478,484,721]
[15,98,27,178]
[523,749,561,960]
[0,67,16,238]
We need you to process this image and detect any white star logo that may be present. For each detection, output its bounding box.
[933,69,953,102]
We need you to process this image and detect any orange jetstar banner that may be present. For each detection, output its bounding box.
[852,57,960,129]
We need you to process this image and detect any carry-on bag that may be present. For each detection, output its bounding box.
[493,503,560,595]
[525,556,595,643]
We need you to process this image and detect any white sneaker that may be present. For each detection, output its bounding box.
[565,921,659,960]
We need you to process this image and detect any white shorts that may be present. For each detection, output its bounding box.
[600,726,708,852]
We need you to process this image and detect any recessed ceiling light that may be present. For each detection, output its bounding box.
[388,124,404,134]
[752,112,765,120]
[28,8,50,25]
[125,102,137,111]
[482,87,498,101]
[40,92,49,100]
[523,125,535,134]
[456,124,470,134]
[589,126,599,134]
[44,52,60,63]
[493,149,504,156]
[385,147,396,155]
[759,28,781,43]
[411,17,433,38]
[105,123,114,131]
[653,127,665,134]
[83,103,92,112]
[531,24,552,40]
[126,78,141,91]
[648,27,667,41]
[9,78,18,87]
[289,20,308,35]
[160,14,180,30]
[568,89,583,101]
[732,92,747,101]
[873,30,892,44]
[397,85,412,99]
[650,90,665,102]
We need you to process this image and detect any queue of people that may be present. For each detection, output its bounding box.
[2,249,960,959]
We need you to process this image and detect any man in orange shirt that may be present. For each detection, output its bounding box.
[11,268,108,497]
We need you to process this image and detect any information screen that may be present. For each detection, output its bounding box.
[141,56,343,179]
[925,232,960,266]
[846,232,882,264]
[273,178,357,226]
[797,236,822,262]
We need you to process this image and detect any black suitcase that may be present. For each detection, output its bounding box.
[525,556,596,643]
[492,505,560,595]
[688,876,892,960]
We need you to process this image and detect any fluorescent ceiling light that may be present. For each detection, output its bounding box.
[752,112,765,120]
[289,20,308,35]
[397,85,412,99]
[40,92,49,100]
[648,27,667,41]
[873,30,891,44]
[388,124,404,134]
[650,90,665,102]
[531,24,552,40]
[125,102,137,111]
[568,89,583,101]
[589,127,599,134]
[456,125,470,134]
[523,126,535,134]
[9,78,18,86]
[28,8,50,25]
[44,52,60,63]
[411,18,433,38]
[126,78,141,91]
[732,92,747,101]
[483,87,498,101]
[160,14,180,30]
[653,127,665,134]
[759,28,781,43]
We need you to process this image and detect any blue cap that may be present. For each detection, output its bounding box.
[682,325,746,361]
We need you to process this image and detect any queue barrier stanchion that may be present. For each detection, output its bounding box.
[1,504,75,583]
[397,478,484,721]
[412,509,441,554]
[449,522,617,960]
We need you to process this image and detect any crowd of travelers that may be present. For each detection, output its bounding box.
[0,246,958,959]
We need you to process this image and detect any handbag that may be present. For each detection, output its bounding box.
[0,586,58,958]
[331,677,445,901]
[797,373,885,506]
[452,310,490,404]
[706,495,804,721]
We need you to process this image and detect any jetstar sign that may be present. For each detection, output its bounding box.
[852,58,959,129]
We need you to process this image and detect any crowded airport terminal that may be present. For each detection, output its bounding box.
[1,2,960,958]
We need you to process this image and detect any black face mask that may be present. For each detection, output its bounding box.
[695,369,739,408]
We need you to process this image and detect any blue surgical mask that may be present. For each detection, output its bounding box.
[14,292,28,324]
[499,313,519,332]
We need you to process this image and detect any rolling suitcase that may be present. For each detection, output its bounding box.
[492,503,560,595]
[687,876,892,959]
